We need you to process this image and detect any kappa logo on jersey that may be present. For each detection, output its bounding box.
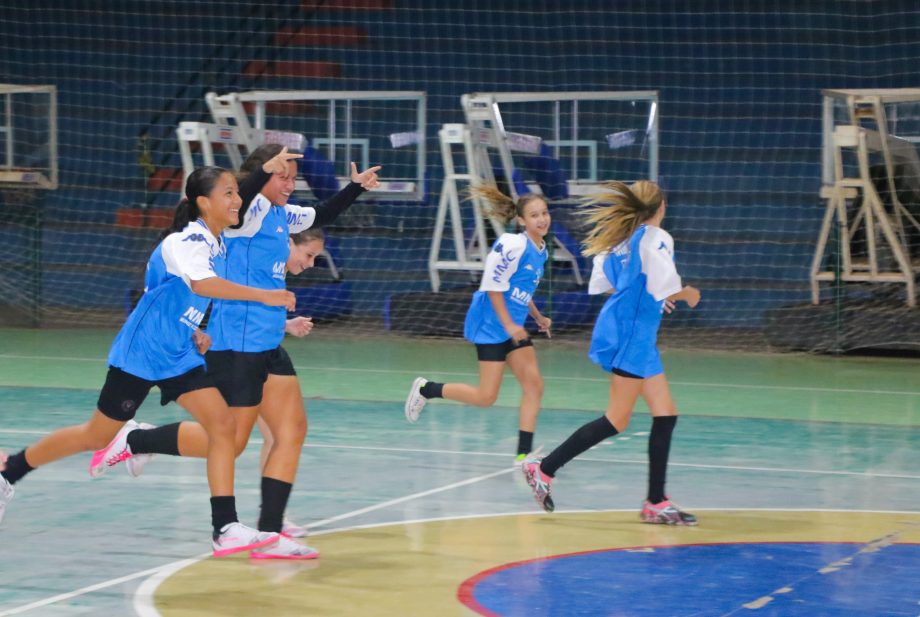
[510,287,532,305]
[276,226,284,233]
[272,261,286,280]
[491,247,518,283]
[524,264,534,271]
[183,233,207,243]
[179,306,205,329]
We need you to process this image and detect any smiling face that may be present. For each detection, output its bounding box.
[286,238,325,275]
[197,171,242,231]
[516,197,551,244]
[261,160,298,205]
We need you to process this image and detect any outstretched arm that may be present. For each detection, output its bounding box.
[311,163,382,227]
[190,277,296,310]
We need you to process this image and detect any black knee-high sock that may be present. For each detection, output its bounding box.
[127,422,182,456]
[647,415,678,504]
[258,477,293,533]
[517,430,534,456]
[540,416,618,477]
[420,381,444,399]
[211,496,238,537]
[1,450,34,485]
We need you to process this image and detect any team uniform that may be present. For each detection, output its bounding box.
[587,224,682,379]
[99,219,224,421]
[463,232,547,361]
[205,168,364,407]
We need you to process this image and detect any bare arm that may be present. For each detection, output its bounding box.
[528,300,552,338]
[190,277,296,310]
[488,291,528,342]
[666,285,701,308]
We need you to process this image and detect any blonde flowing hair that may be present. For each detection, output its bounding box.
[466,184,546,224]
[580,180,663,256]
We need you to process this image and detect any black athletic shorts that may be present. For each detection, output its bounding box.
[205,346,296,408]
[97,365,214,422]
[612,367,643,379]
[475,337,534,362]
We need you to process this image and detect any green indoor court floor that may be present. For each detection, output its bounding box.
[0,328,917,616]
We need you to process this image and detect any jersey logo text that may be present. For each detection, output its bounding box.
[180,306,205,328]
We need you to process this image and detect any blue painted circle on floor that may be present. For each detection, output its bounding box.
[465,542,919,616]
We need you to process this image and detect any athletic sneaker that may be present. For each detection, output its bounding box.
[282,517,308,538]
[0,454,13,525]
[250,533,319,560]
[404,377,428,423]
[640,499,698,526]
[212,522,279,558]
[89,420,140,478]
[125,422,156,478]
[521,457,554,513]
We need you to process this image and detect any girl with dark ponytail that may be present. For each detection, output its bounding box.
[107,146,382,558]
[522,180,702,526]
[404,184,553,465]
[0,165,297,558]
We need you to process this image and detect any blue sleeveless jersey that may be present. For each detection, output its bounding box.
[464,232,547,344]
[207,195,317,353]
[107,219,224,381]
[588,225,683,378]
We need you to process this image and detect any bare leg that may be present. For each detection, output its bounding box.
[175,387,238,496]
[172,408,259,458]
[257,415,273,474]
[24,410,124,468]
[259,374,307,483]
[442,361,506,407]
[505,346,544,433]
[604,373,645,432]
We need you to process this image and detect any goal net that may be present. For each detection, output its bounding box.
[1,3,919,352]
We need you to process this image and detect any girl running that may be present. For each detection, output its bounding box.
[94,146,379,559]
[521,180,701,525]
[404,185,552,464]
[0,167,295,557]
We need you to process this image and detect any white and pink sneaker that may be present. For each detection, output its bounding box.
[212,522,279,558]
[89,420,139,478]
[250,534,319,560]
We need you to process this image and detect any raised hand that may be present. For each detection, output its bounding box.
[351,162,382,190]
[262,146,304,178]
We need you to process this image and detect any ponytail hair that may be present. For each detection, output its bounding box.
[160,166,228,240]
[466,184,545,224]
[580,180,663,256]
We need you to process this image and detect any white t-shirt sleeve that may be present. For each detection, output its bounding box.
[284,203,318,233]
[479,233,526,292]
[588,252,614,295]
[162,231,217,287]
[224,195,272,238]
[640,227,682,301]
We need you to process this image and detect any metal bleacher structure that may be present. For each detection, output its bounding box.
[812,89,920,307]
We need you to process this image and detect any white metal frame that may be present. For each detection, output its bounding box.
[0,84,57,189]
[175,121,340,279]
[208,90,427,201]
[813,89,920,307]
[430,91,659,292]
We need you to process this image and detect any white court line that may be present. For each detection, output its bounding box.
[0,466,513,617]
[1,353,918,397]
[0,430,917,481]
